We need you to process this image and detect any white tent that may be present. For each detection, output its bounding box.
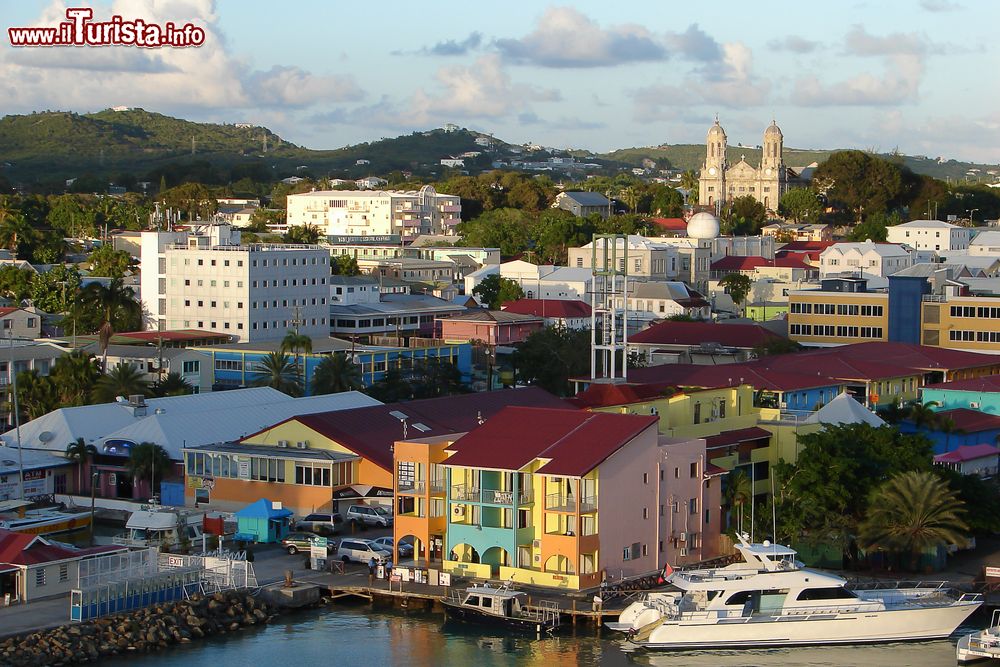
[803,392,885,427]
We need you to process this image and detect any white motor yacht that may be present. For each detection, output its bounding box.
[956,610,1000,664]
[609,533,980,650]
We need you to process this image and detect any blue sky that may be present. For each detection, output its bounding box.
[2,1,998,163]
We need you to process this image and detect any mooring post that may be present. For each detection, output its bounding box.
[572,599,577,626]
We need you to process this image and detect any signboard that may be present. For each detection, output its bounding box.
[986,566,1000,580]
[439,572,451,587]
[238,460,250,480]
[167,556,185,567]
[328,235,401,246]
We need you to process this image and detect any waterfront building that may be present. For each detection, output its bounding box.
[0,530,124,603]
[185,388,568,516]
[286,186,461,241]
[430,407,723,588]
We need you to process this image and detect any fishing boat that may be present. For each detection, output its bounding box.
[956,610,1000,664]
[0,500,92,536]
[443,581,561,635]
[610,533,981,650]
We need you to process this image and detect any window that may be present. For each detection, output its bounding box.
[690,462,698,478]
[36,569,46,587]
[642,507,648,519]
[214,359,243,371]
[182,360,200,373]
[643,472,648,485]
[295,463,331,486]
[689,498,698,514]
[59,563,68,582]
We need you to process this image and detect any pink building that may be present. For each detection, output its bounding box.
[435,310,544,345]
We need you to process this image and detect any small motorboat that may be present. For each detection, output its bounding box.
[443,580,561,635]
[957,610,1000,664]
[0,500,92,536]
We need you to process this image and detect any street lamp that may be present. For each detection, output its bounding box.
[89,471,99,546]
[967,209,979,225]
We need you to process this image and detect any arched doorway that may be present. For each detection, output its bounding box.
[450,543,480,564]
[482,546,511,577]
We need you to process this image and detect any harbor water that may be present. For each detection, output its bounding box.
[102,602,979,667]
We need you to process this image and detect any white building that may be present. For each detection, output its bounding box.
[887,220,973,252]
[462,261,593,301]
[142,224,330,342]
[287,186,460,241]
[90,344,214,394]
[819,241,914,278]
[139,230,187,330]
[970,231,1000,256]
[0,307,43,339]
[568,235,680,280]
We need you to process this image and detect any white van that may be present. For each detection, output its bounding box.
[335,538,391,564]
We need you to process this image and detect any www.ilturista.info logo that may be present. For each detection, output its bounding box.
[8,7,205,48]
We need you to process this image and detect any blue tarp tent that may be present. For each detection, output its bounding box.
[234,499,293,544]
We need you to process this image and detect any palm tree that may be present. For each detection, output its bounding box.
[311,353,363,395]
[281,330,313,389]
[0,204,35,258]
[679,170,700,194]
[79,279,142,370]
[49,350,100,406]
[151,371,193,397]
[64,437,98,493]
[93,362,149,403]
[125,442,172,497]
[859,470,968,571]
[935,416,964,453]
[907,400,940,430]
[724,470,753,534]
[14,370,59,421]
[250,351,302,396]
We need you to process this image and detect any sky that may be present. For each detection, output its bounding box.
[2,0,999,163]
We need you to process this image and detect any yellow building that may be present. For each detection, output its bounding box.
[922,296,1000,354]
[788,285,888,347]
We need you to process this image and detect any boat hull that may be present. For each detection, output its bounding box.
[957,632,1000,664]
[443,602,555,634]
[1,513,92,536]
[633,601,981,650]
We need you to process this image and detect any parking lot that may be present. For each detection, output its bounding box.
[246,524,397,585]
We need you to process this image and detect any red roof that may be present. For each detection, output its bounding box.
[630,321,781,348]
[924,376,1000,392]
[501,299,592,319]
[569,381,678,408]
[934,408,1000,433]
[0,530,80,566]
[249,387,573,472]
[445,407,657,477]
[704,426,772,449]
[0,307,21,317]
[115,330,231,343]
[649,217,689,232]
[935,444,1000,463]
[626,362,839,392]
[710,256,816,272]
[777,241,835,252]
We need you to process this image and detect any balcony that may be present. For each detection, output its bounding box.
[452,484,480,502]
[580,496,598,513]
[397,480,426,495]
[480,488,534,506]
[441,205,461,213]
[430,479,446,494]
[545,493,577,512]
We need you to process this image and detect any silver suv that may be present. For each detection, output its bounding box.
[346,504,393,528]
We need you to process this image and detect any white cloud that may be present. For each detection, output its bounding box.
[495,6,667,67]
[791,26,927,106]
[767,35,820,54]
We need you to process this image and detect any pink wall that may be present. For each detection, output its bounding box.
[437,320,544,345]
[597,433,717,585]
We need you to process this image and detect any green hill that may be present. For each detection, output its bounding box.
[0,108,995,187]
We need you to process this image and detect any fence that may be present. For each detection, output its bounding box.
[78,548,159,589]
[70,565,203,622]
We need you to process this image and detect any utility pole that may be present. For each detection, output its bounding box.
[7,333,24,500]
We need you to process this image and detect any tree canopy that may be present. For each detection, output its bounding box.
[512,325,590,396]
[473,274,525,310]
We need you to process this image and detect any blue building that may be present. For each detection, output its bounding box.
[899,407,1000,454]
[921,375,1000,414]
[193,338,472,394]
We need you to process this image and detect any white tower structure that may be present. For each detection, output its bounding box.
[590,234,629,383]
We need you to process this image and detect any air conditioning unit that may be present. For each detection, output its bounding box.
[679,532,687,542]
[452,505,465,517]
[650,407,658,416]
[533,554,541,563]
[277,440,289,448]
[532,539,541,548]
[779,401,788,409]
[296,441,308,449]
[970,401,981,409]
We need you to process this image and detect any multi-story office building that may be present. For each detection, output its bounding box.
[146,224,330,342]
[286,186,461,241]
[787,277,889,347]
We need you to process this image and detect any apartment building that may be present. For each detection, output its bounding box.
[567,235,680,281]
[887,220,973,252]
[286,186,461,241]
[787,278,889,347]
[0,307,42,339]
[819,241,914,277]
[151,224,330,342]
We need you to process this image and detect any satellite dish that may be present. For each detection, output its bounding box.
[1,460,15,467]
[38,431,53,443]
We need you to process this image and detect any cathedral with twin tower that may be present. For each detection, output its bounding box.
[698,118,788,214]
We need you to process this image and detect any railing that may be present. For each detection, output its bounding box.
[580,496,598,512]
[922,294,948,302]
[452,485,480,502]
[398,480,426,494]
[430,479,446,493]
[545,493,576,512]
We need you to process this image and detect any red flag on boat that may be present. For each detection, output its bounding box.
[657,563,674,584]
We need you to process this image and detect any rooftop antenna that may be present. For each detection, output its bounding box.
[399,417,408,439]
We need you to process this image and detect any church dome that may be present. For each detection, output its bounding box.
[707,119,727,140]
[687,212,720,239]
[764,120,782,138]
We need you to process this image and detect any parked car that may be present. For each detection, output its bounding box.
[281,531,332,556]
[295,512,343,536]
[346,504,393,528]
[372,536,414,558]
[335,538,391,564]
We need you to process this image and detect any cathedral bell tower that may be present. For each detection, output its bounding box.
[761,120,785,211]
[698,117,727,209]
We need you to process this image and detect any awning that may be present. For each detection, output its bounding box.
[333,484,394,500]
